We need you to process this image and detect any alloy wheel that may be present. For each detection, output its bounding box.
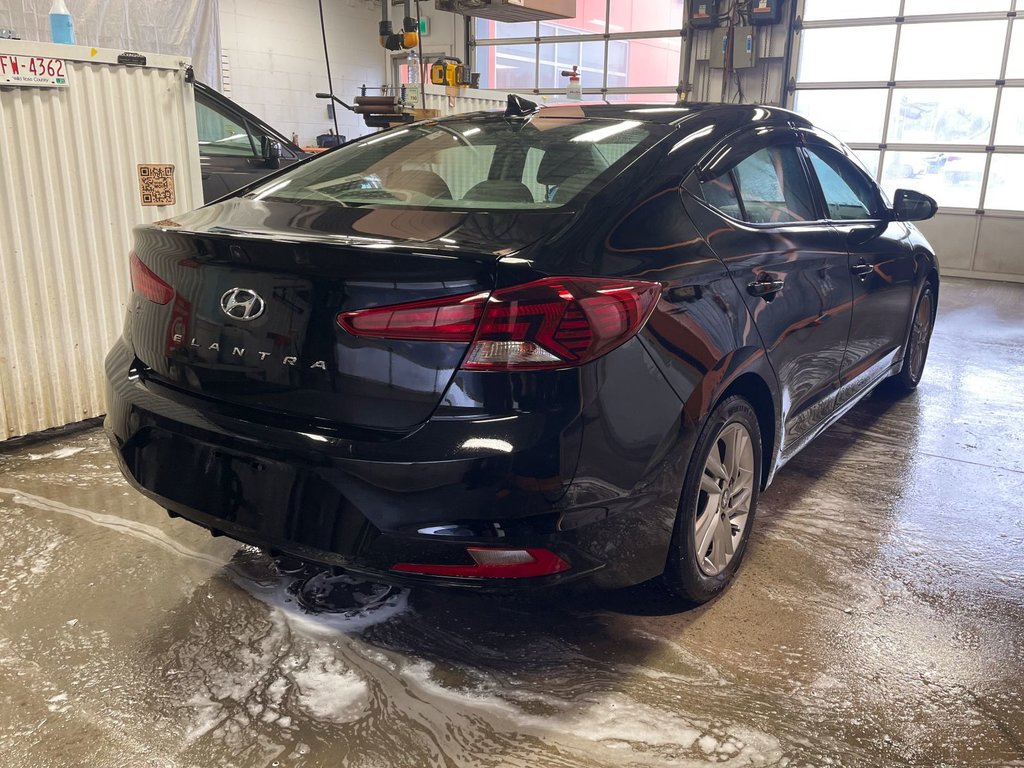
[694,422,755,577]
[910,292,933,380]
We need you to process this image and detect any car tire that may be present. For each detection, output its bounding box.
[889,283,936,393]
[664,395,762,605]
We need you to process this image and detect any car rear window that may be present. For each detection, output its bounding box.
[246,116,660,210]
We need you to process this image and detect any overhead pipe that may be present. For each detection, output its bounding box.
[401,0,419,49]
[379,0,392,48]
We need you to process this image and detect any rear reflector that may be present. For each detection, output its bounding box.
[338,277,660,370]
[129,252,174,305]
[391,547,570,579]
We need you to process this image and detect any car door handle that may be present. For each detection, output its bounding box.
[851,261,874,279]
[747,278,785,299]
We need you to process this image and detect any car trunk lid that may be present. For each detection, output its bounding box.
[127,198,574,432]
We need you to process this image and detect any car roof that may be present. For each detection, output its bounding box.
[486,100,812,128]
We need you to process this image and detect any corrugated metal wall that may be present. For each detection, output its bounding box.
[0,41,202,439]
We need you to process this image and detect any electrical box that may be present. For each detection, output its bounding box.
[709,28,729,68]
[732,26,757,69]
[749,0,784,26]
[689,0,720,29]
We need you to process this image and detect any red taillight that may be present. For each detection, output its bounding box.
[465,277,661,370]
[337,291,487,341]
[130,252,174,305]
[391,547,570,579]
[337,277,660,370]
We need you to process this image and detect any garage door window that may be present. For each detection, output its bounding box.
[793,4,1024,214]
[473,0,684,101]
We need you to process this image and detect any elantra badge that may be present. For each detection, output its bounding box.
[220,288,265,321]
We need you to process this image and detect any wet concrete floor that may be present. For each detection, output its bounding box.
[0,276,1022,767]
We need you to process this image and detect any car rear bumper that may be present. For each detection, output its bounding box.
[104,337,689,591]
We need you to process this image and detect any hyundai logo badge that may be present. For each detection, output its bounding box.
[220,288,266,321]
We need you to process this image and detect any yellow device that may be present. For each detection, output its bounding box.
[429,56,476,88]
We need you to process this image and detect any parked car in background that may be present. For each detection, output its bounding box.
[194,81,308,201]
[106,102,939,604]
[942,154,985,186]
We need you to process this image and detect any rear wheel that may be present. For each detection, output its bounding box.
[664,396,761,604]
[890,284,935,392]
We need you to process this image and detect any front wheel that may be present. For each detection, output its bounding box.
[664,396,762,605]
[890,284,936,392]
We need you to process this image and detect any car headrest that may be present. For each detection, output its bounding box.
[462,180,536,204]
[388,170,452,200]
[536,145,606,186]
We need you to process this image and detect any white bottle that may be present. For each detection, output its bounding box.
[566,66,582,101]
[49,0,75,45]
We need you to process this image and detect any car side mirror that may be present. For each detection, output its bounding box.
[261,136,282,169]
[892,189,937,222]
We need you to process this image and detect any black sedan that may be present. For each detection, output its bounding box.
[105,98,938,603]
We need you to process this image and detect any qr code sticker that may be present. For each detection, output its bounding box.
[137,164,176,206]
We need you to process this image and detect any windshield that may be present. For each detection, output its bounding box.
[246,116,660,210]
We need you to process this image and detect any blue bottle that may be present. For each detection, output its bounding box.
[49,0,75,45]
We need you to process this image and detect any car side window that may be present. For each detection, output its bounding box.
[196,98,256,158]
[701,145,816,225]
[699,171,744,219]
[805,146,881,220]
[731,146,816,224]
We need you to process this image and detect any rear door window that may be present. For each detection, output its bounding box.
[699,172,744,219]
[699,144,817,224]
[731,147,816,224]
